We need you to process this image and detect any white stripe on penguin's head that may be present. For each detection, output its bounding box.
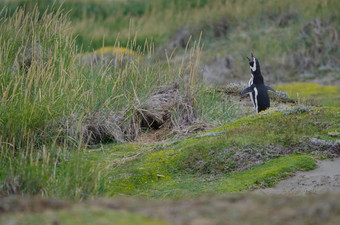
[250,57,256,72]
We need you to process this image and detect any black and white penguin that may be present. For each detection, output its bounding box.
[241,53,275,113]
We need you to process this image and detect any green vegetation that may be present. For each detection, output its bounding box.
[2,106,338,199]
[134,155,316,198]
[1,0,340,207]
[0,0,217,51]
[276,83,340,106]
[1,6,233,150]
[0,6,240,199]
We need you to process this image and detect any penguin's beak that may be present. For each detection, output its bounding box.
[251,52,255,62]
[247,53,254,62]
[247,54,251,62]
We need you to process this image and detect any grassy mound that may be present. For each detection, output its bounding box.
[2,106,338,199]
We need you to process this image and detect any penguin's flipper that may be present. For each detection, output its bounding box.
[266,86,276,93]
[241,87,253,96]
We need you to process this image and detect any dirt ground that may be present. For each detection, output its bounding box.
[255,157,340,195]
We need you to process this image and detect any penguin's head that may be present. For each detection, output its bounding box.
[247,53,259,73]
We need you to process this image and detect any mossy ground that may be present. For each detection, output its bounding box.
[90,106,337,198]
[276,83,340,107]
[4,106,337,199]
[132,155,316,198]
[2,103,339,199]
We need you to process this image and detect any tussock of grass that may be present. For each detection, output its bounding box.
[0,6,81,148]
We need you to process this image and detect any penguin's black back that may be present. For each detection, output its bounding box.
[254,84,270,112]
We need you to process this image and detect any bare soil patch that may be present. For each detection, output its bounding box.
[255,157,340,195]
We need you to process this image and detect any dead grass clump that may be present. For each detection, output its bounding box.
[139,82,182,129]
[128,82,196,141]
[82,111,125,145]
[139,82,196,128]
[58,83,197,145]
[287,18,339,72]
[57,111,125,146]
[135,125,172,143]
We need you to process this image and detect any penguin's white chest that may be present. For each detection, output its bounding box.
[248,75,256,109]
[253,87,258,112]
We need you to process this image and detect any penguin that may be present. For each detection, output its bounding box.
[241,53,275,113]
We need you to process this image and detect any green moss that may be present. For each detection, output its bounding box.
[180,106,340,148]
[276,83,340,107]
[130,155,316,198]
[217,155,316,192]
[106,148,181,195]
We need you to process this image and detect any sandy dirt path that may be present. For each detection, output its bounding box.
[255,157,340,195]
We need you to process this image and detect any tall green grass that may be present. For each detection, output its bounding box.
[0,5,240,199]
[0,6,236,151]
[0,6,81,148]
[0,0,213,51]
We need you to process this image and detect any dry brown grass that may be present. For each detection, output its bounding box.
[57,82,197,146]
